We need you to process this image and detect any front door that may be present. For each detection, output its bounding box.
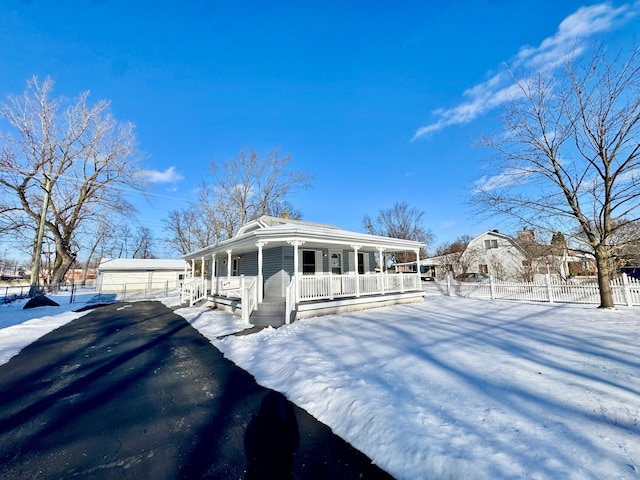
[330,251,342,274]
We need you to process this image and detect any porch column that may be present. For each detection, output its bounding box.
[190,259,195,278]
[226,249,233,278]
[288,240,305,303]
[352,244,361,297]
[210,253,216,295]
[377,247,385,295]
[415,249,421,288]
[200,256,205,284]
[256,241,268,303]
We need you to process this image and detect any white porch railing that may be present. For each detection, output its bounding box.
[199,275,258,324]
[297,272,421,301]
[240,276,258,325]
[181,277,207,306]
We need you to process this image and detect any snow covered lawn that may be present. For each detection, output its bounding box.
[2,293,639,479]
[182,296,640,480]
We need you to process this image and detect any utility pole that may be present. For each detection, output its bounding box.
[29,177,51,297]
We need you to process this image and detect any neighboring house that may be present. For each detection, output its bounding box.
[182,214,425,326]
[97,258,190,293]
[64,268,97,284]
[409,229,595,282]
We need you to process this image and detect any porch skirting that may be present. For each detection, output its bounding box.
[295,290,425,320]
[203,290,425,324]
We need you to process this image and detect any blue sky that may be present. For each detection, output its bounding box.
[1,0,639,257]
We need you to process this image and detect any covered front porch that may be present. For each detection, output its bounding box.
[181,215,426,326]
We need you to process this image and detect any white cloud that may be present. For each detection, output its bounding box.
[413,1,639,140]
[473,167,536,193]
[138,166,184,184]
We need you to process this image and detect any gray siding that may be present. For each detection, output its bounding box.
[239,251,258,276]
[263,246,293,298]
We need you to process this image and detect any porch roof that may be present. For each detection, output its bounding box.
[183,216,424,261]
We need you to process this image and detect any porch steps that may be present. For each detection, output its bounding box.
[251,298,286,328]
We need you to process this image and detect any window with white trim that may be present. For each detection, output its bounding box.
[484,239,498,249]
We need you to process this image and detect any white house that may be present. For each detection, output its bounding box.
[182,214,426,326]
[97,258,190,293]
[410,229,586,282]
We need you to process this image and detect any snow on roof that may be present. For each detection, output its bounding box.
[98,258,189,271]
[236,215,338,235]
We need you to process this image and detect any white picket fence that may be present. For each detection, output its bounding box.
[433,274,640,306]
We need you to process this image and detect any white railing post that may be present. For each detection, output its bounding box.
[352,245,361,298]
[400,272,405,293]
[285,281,293,325]
[546,274,554,303]
[622,273,633,307]
[329,271,334,300]
[241,275,250,325]
[378,248,386,295]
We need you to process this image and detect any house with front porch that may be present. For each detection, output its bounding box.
[181,214,425,326]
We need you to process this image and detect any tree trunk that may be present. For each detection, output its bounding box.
[594,245,614,308]
[50,242,75,289]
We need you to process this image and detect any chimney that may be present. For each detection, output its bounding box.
[517,229,536,244]
[281,211,290,219]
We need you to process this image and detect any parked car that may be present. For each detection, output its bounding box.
[454,272,489,282]
[420,265,435,281]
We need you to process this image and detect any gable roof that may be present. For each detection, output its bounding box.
[98,258,189,271]
[237,215,339,235]
[469,230,527,254]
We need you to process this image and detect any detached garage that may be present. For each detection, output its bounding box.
[97,258,190,294]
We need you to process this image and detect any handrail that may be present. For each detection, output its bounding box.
[181,277,207,306]
[240,275,258,325]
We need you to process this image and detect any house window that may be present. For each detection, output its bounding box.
[302,250,316,275]
[330,251,342,274]
[484,239,498,249]
[358,252,365,274]
[232,258,240,276]
[479,264,489,274]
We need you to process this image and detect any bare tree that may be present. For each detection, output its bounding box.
[164,148,312,254]
[363,202,433,263]
[609,219,640,268]
[0,76,142,287]
[210,148,313,231]
[132,226,155,259]
[473,47,640,308]
[434,235,473,278]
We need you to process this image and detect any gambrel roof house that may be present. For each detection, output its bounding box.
[411,229,593,282]
[182,214,425,326]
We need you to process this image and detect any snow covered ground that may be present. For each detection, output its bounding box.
[1,291,639,479]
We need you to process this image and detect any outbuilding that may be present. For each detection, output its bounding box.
[97,258,190,294]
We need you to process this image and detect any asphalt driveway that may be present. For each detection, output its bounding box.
[0,301,393,479]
